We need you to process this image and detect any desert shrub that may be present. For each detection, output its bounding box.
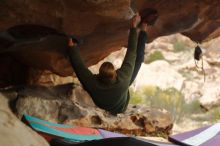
[129,85,206,122]
[178,70,193,80]
[130,86,184,122]
[129,89,144,104]
[183,99,203,114]
[145,87,185,122]
[173,41,187,52]
[191,107,220,122]
[130,86,204,122]
[209,107,220,121]
[145,50,165,63]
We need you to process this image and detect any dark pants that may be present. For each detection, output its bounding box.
[129,31,147,85]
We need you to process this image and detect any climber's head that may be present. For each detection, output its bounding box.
[98,62,117,83]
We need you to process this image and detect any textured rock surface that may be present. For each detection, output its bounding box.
[198,37,220,110]
[0,0,220,87]
[67,105,172,136]
[13,84,173,137]
[204,37,220,66]
[199,82,220,110]
[27,69,75,86]
[135,0,220,42]
[0,94,49,146]
[133,61,184,90]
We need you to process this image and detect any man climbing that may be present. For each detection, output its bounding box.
[67,13,151,114]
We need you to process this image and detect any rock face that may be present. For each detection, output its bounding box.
[0,94,49,146]
[0,0,220,87]
[67,105,173,137]
[11,84,173,137]
[133,61,184,90]
[199,82,220,110]
[204,37,220,66]
[197,37,220,110]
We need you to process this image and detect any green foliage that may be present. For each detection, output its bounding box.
[173,41,187,52]
[129,86,203,122]
[129,89,143,104]
[143,85,157,97]
[183,99,203,114]
[145,50,165,63]
[146,87,185,122]
[191,107,220,122]
[178,70,193,80]
[209,107,220,121]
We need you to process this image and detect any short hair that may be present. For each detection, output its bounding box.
[98,62,116,83]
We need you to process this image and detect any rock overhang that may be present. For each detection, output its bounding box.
[0,0,220,87]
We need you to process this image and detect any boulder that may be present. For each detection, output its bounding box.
[199,82,220,110]
[12,84,173,137]
[204,37,220,66]
[0,94,49,146]
[66,104,173,137]
[133,60,184,90]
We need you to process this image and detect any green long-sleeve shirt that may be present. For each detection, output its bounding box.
[68,28,138,114]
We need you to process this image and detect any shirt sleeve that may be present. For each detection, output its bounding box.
[68,46,95,91]
[117,28,138,83]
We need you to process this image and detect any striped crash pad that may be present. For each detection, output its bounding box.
[169,123,220,146]
[22,114,177,146]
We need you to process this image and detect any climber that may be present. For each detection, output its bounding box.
[67,13,152,114]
